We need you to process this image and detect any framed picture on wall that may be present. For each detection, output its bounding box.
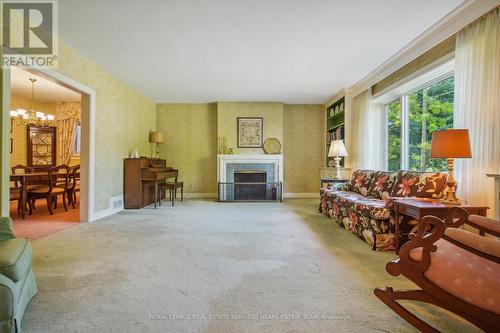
[237,117,263,148]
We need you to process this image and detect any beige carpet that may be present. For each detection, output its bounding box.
[23,199,479,333]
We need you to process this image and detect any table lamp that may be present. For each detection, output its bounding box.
[328,140,348,179]
[430,129,472,204]
[149,131,164,158]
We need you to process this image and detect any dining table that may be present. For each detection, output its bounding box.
[10,171,77,219]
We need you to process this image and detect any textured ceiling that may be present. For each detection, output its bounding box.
[59,0,465,103]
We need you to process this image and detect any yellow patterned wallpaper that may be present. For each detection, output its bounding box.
[283,104,325,193]
[56,42,156,212]
[10,95,81,167]
[156,102,324,194]
[217,102,284,155]
[156,103,217,193]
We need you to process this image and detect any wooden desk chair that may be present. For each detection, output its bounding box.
[67,165,80,208]
[374,208,500,332]
[28,165,70,215]
[157,180,184,206]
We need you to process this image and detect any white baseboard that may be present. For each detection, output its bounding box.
[284,192,320,198]
[184,193,217,198]
[89,195,124,222]
[87,192,316,220]
[186,192,320,199]
[90,206,123,222]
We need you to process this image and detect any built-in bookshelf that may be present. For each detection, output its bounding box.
[325,97,345,167]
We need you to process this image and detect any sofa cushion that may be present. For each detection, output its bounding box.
[349,170,375,196]
[0,238,32,282]
[329,190,366,208]
[352,198,391,220]
[0,217,15,241]
[410,238,500,315]
[390,171,447,198]
[367,171,397,199]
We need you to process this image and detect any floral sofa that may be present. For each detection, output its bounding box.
[319,170,447,251]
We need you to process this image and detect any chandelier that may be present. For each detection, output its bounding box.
[10,78,55,127]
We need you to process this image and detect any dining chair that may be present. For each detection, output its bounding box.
[28,165,70,215]
[11,165,36,188]
[67,165,80,208]
[11,164,41,211]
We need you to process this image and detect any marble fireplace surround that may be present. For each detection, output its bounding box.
[217,154,284,188]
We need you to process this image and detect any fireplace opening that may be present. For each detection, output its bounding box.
[234,170,267,200]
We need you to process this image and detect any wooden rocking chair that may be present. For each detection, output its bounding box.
[374,207,500,332]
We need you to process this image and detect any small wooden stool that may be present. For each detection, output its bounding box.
[158,181,184,206]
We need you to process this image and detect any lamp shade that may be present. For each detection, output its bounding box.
[328,140,348,157]
[430,129,471,158]
[149,131,164,143]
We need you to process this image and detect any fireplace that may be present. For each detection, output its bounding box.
[234,171,267,200]
[217,154,283,201]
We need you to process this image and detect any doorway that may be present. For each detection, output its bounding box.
[2,65,96,239]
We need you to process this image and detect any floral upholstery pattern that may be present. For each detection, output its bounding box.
[349,170,375,196]
[353,198,391,220]
[320,169,448,251]
[390,171,447,199]
[320,186,395,251]
[368,171,397,200]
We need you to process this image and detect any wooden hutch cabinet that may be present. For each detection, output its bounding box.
[27,126,57,167]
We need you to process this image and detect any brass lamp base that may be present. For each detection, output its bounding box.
[438,158,461,205]
[440,188,461,205]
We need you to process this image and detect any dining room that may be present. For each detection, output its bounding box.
[9,66,82,240]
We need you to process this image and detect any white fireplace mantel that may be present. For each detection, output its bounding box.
[217,154,284,185]
[486,174,500,220]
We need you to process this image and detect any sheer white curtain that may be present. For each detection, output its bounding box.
[454,8,500,210]
[352,89,385,170]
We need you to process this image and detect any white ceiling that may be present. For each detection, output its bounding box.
[11,66,81,103]
[59,0,465,104]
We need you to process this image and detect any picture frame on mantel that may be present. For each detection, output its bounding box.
[237,117,263,148]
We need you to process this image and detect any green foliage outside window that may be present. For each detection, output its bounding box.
[387,76,454,172]
[387,100,401,171]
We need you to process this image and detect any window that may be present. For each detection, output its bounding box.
[386,76,454,172]
[387,100,401,171]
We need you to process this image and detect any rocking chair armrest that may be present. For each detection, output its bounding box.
[388,215,447,276]
[443,228,500,261]
[466,215,500,237]
[387,208,473,277]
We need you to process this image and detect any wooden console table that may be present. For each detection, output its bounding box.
[392,198,489,252]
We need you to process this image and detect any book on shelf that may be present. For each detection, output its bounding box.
[326,126,344,143]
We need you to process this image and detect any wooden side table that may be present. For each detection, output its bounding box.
[392,198,489,252]
[319,178,349,212]
[320,178,349,189]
